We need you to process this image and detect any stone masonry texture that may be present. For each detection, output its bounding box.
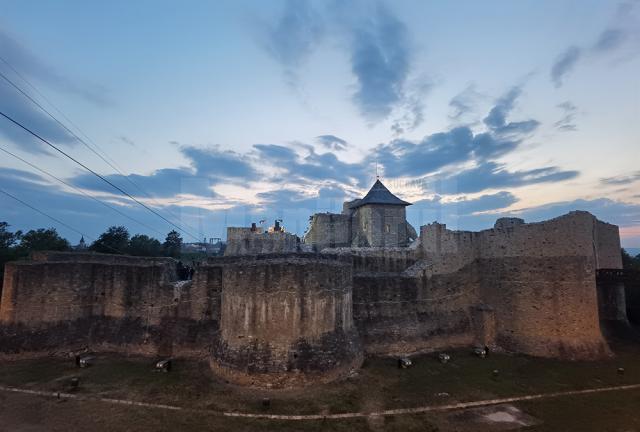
[0,211,626,387]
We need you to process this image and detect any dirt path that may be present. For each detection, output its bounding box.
[2,383,640,421]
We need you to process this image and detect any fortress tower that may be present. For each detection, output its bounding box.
[304,179,417,251]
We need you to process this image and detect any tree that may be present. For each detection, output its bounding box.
[128,234,163,257]
[17,228,70,252]
[90,226,130,254]
[163,230,183,258]
[622,249,640,271]
[1,222,22,287]
[0,222,21,250]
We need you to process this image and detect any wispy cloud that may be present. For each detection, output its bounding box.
[554,101,578,132]
[438,162,579,194]
[263,0,324,86]
[601,171,640,185]
[483,86,540,137]
[550,46,582,87]
[550,1,639,87]
[0,81,75,153]
[593,28,627,53]
[349,4,411,122]
[0,28,111,106]
[254,143,366,185]
[315,134,348,151]
[448,83,482,121]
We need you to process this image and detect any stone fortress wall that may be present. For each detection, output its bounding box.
[327,211,622,360]
[0,251,220,358]
[0,210,626,387]
[210,254,362,387]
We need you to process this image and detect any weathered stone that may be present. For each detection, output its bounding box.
[210,254,363,388]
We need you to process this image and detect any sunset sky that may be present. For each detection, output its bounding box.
[0,0,639,247]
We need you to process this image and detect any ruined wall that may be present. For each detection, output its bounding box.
[210,254,362,387]
[0,252,220,358]
[420,211,622,268]
[303,213,351,251]
[225,227,299,256]
[414,211,618,359]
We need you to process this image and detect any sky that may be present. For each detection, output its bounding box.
[0,0,639,247]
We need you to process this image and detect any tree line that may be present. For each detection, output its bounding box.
[1,222,183,282]
[622,249,640,271]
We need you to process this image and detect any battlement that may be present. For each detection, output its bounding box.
[224,226,299,256]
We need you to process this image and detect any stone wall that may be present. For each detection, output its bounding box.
[305,205,414,250]
[210,254,362,387]
[353,205,409,247]
[479,256,610,359]
[419,211,622,269]
[322,247,418,273]
[352,262,480,355]
[0,252,219,358]
[303,213,351,251]
[352,211,619,359]
[225,227,299,256]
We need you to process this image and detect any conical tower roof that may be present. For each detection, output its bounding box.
[350,179,411,209]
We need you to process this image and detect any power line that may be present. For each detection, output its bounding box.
[0,110,201,241]
[0,59,203,237]
[0,145,167,238]
[0,187,127,255]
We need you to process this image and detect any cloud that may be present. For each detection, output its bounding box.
[373,86,542,179]
[376,127,475,178]
[554,101,578,132]
[593,28,628,53]
[0,166,238,242]
[409,193,640,241]
[180,145,260,180]
[515,198,640,228]
[70,167,217,199]
[483,86,540,137]
[264,0,324,85]
[349,4,411,121]
[435,162,579,194]
[414,191,518,214]
[449,83,482,121]
[550,46,582,88]
[0,28,110,106]
[601,171,640,185]
[390,77,431,135]
[0,80,76,153]
[550,2,639,87]
[316,134,349,151]
[257,185,348,210]
[254,143,366,185]
[408,191,520,232]
[68,145,258,199]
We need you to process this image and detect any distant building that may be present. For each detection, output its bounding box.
[73,236,87,251]
[303,179,417,250]
[181,239,224,255]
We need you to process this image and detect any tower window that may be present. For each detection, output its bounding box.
[363,222,368,230]
[385,224,391,233]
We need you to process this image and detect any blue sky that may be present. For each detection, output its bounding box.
[0,0,639,247]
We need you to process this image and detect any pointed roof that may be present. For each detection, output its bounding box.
[350,179,411,209]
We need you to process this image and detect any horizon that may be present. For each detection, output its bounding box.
[1,0,639,247]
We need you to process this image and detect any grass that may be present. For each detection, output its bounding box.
[1,336,640,430]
